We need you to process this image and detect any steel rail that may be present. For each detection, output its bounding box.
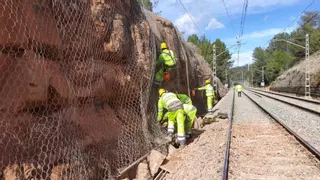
[251,88,320,104]
[222,88,235,180]
[246,89,320,116]
[243,90,320,160]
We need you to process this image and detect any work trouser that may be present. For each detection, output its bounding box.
[207,96,214,112]
[166,109,186,145]
[155,66,175,84]
[155,68,165,85]
[183,104,197,135]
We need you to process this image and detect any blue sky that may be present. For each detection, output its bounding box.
[153,0,320,66]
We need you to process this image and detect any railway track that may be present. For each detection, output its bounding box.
[248,88,320,115]
[222,89,320,180]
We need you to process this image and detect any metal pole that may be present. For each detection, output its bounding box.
[180,44,191,97]
[213,44,217,93]
[262,66,264,83]
[251,72,253,87]
[225,69,228,83]
[305,34,311,97]
[241,71,243,83]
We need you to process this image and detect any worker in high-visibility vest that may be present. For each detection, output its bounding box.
[236,84,243,97]
[155,43,176,85]
[195,79,215,112]
[176,93,192,105]
[157,89,186,147]
[162,94,196,139]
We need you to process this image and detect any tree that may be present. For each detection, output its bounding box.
[251,47,268,85]
[249,10,320,86]
[138,0,158,12]
[187,34,233,82]
[265,51,294,81]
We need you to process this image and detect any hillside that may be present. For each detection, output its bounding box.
[0,0,226,179]
[270,51,320,94]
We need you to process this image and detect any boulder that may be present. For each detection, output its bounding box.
[0,0,227,179]
[147,150,166,176]
[135,160,152,180]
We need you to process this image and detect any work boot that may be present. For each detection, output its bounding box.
[179,141,186,149]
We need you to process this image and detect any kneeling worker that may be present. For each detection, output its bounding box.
[195,79,215,112]
[157,89,186,147]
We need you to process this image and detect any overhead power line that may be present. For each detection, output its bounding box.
[262,0,316,48]
[221,0,236,33]
[236,0,249,66]
[178,0,202,34]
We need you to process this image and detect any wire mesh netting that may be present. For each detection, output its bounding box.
[0,0,167,179]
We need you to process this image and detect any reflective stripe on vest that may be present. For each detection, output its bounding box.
[163,93,181,110]
[162,50,175,66]
[183,104,196,113]
[206,84,214,96]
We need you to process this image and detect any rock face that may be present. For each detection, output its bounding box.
[270,51,320,95]
[0,0,226,179]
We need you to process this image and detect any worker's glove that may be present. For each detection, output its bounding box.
[159,119,167,127]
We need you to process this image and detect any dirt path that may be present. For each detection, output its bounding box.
[229,93,320,179]
[164,119,229,180]
[164,91,234,180]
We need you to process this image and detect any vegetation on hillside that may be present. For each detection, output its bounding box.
[250,11,320,86]
[187,35,233,83]
[137,0,158,12]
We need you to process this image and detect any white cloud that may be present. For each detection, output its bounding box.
[175,13,200,36]
[241,27,296,39]
[230,51,253,67]
[205,18,224,31]
[153,0,300,36]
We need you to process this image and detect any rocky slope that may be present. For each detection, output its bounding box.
[0,0,226,179]
[270,51,320,95]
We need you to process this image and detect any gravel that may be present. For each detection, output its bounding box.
[249,89,320,114]
[244,90,320,152]
[229,92,320,179]
[233,92,274,124]
[212,89,234,118]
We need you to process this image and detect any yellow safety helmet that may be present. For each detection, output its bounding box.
[205,79,211,84]
[160,42,167,49]
[158,88,166,96]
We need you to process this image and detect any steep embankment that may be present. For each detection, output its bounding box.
[0,0,226,179]
[270,51,320,95]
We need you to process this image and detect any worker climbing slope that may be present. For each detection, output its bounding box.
[157,89,186,147]
[236,84,243,97]
[155,43,176,85]
[195,79,215,113]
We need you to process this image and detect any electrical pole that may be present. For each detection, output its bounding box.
[213,44,217,93]
[261,66,265,87]
[225,69,228,83]
[305,34,311,97]
[273,34,311,97]
[241,71,244,83]
[251,71,253,87]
